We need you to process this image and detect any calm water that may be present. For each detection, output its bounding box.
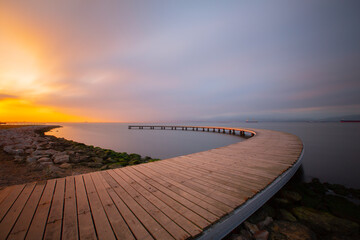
[48,122,360,188]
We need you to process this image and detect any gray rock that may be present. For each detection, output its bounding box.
[53,154,70,164]
[75,154,89,163]
[257,216,273,229]
[253,230,269,240]
[271,220,316,240]
[33,149,57,156]
[13,149,24,155]
[26,156,38,163]
[3,146,14,154]
[244,221,259,234]
[25,149,34,154]
[38,157,52,163]
[40,162,54,166]
[59,163,72,169]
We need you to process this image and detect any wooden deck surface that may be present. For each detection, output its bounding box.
[0,126,303,240]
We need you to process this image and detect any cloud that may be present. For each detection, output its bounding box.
[1,1,360,121]
[0,93,17,100]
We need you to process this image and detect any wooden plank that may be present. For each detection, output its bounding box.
[62,176,78,240]
[90,172,135,240]
[128,166,220,223]
[138,164,233,215]
[0,184,25,221]
[159,160,259,196]
[0,186,12,205]
[96,172,153,240]
[74,175,97,240]
[83,174,116,240]
[8,182,45,240]
[0,183,36,239]
[124,167,210,230]
[100,171,174,240]
[109,169,189,239]
[148,164,242,208]
[44,178,65,240]
[115,168,201,237]
[25,179,56,240]
[181,154,284,178]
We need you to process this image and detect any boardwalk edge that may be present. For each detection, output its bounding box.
[196,145,305,240]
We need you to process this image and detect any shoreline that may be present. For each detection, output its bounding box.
[0,125,159,187]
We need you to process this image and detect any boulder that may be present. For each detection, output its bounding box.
[279,209,297,222]
[248,204,276,224]
[53,154,70,164]
[3,146,15,154]
[271,220,316,240]
[25,149,34,154]
[257,216,273,229]
[280,190,302,202]
[71,154,89,163]
[26,156,38,163]
[38,157,52,163]
[244,221,259,234]
[292,206,359,235]
[40,162,53,166]
[59,163,72,169]
[33,149,57,156]
[253,230,269,240]
[12,149,24,155]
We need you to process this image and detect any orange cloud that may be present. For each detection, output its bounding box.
[0,98,98,122]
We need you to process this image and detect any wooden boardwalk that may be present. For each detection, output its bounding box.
[0,126,303,240]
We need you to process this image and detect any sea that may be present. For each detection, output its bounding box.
[47,122,360,188]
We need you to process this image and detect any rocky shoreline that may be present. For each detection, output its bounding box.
[0,125,159,186]
[225,177,360,240]
[1,125,359,239]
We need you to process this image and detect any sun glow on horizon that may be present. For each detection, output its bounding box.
[0,8,97,122]
[0,98,98,122]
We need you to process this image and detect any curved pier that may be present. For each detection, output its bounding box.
[0,126,303,240]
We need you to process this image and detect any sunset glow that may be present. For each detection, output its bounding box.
[0,1,359,122]
[0,98,94,122]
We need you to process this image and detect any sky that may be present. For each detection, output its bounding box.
[0,0,360,122]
